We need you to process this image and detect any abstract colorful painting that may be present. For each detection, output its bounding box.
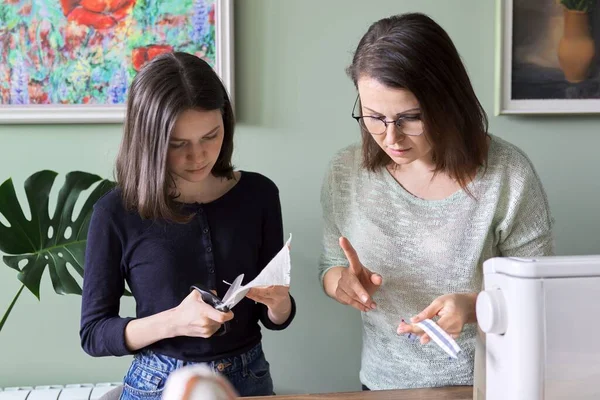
[0,0,233,123]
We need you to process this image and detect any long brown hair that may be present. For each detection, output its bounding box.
[347,13,489,191]
[115,52,235,222]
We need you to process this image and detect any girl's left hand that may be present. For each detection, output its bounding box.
[397,292,478,344]
[246,285,292,325]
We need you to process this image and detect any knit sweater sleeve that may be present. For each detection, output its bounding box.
[318,148,355,286]
[495,149,555,257]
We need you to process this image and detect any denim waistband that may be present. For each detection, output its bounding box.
[133,342,264,375]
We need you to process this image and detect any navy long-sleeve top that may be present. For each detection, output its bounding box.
[80,171,295,362]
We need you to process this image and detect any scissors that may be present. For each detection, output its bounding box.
[190,284,230,336]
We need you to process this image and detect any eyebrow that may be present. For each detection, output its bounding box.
[362,106,421,116]
[170,126,220,141]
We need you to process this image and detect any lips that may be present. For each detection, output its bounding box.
[388,147,412,154]
[186,165,209,173]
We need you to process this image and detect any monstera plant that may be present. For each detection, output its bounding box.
[0,170,115,333]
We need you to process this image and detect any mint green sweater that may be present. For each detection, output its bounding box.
[319,135,554,390]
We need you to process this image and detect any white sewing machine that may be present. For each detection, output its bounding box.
[476,255,600,400]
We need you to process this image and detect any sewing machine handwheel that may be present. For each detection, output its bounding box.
[476,289,507,335]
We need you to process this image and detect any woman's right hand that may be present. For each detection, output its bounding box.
[172,290,234,338]
[326,237,382,312]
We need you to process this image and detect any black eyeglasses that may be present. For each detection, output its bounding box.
[351,95,424,136]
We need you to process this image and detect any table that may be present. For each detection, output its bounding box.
[248,386,473,399]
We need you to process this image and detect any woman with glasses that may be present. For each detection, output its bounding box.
[318,13,554,391]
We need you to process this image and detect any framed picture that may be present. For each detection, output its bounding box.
[0,0,234,124]
[496,0,600,114]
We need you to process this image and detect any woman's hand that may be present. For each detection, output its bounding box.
[246,285,292,325]
[172,290,234,338]
[397,292,478,344]
[325,237,383,312]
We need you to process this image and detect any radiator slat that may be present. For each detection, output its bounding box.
[0,383,121,400]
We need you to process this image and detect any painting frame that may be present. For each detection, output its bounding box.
[0,0,234,124]
[496,0,600,115]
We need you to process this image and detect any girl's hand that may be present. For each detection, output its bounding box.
[397,292,478,344]
[172,290,234,338]
[246,285,292,325]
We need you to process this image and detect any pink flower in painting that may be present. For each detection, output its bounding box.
[28,82,49,104]
[60,0,136,30]
[208,4,215,25]
[88,31,105,47]
[19,3,32,16]
[132,45,174,72]
[64,23,90,50]
[37,20,55,58]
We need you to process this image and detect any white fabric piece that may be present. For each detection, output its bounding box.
[414,319,461,359]
[221,234,292,309]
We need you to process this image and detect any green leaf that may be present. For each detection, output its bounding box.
[0,171,115,299]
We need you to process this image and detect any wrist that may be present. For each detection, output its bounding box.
[162,307,180,338]
[268,296,292,325]
[466,292,479,324]
[124,308,179,351]
[323,267,344,299]
[272,302,292,316]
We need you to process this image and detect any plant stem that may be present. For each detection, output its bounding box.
[0,284,25,333]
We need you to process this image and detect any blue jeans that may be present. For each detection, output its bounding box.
[120,343,274,399]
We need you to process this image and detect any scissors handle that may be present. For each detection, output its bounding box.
[190,284,230,336]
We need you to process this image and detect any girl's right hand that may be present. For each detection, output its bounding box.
[172,290,234,338]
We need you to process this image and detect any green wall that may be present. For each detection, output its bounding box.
[1,0,599,394]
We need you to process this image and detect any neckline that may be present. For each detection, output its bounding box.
[175,171,245,209]
[380,137,494,207]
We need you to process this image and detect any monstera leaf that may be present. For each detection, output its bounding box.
[0,170,115,332]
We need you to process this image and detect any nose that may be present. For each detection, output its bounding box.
[186,143,206,162]
[382,123,404,146]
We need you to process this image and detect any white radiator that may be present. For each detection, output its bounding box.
[0,383,121,400]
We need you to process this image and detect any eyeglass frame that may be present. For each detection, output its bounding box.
[351,95,424,136]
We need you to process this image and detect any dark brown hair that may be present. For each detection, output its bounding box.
[115,52,235,222]
[347,13,489,191]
